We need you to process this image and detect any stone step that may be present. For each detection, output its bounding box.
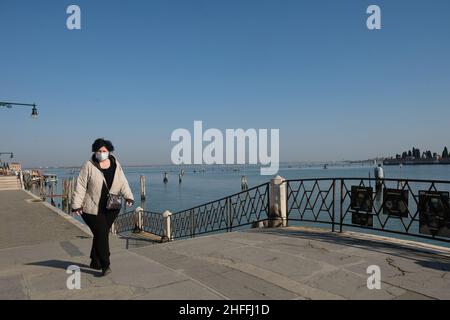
[0,176,21,191]
[0,182,21,186]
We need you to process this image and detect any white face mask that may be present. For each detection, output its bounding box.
[95,151,109,162]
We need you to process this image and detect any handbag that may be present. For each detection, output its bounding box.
[106,193,122,210]
[101,174,122,210]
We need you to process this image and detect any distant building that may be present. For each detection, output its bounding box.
[386,147,450,165]
[9,163,22,172]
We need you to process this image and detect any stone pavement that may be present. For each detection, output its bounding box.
[0,189,90,249]
[1,190,450,299]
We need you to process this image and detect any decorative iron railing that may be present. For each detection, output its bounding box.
[114,209,164,235]
[113,209,137,234]
[286,178,450,244]
[142,210,166,237]
[170,182,270,239]
[286,178,337,231]
[113,177,450,245]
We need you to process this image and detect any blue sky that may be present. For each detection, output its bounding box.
[1,0,449,167]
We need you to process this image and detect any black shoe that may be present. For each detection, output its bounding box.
[90,260,102,270]
[101,267,112,277]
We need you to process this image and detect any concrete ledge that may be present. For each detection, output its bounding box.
[257,226,450,257]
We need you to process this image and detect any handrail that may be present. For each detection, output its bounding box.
[173,182,270,215]
[171,182,270,239]
[285,177,450,184]
[111,177,450,246]
[286,177,450,245]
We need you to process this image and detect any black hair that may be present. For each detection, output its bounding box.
[91,138,115,152]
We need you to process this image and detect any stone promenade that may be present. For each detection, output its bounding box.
[1,189,449,299]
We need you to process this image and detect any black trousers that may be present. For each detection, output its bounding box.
[82,209,119,269]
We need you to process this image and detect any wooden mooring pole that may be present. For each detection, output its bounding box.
[39,177,45,200]
[140,175,146,201]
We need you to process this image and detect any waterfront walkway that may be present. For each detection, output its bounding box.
[0,189,89,250]
[1,190,450,299]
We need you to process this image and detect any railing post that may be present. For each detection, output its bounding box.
[190,209,195,238]
[134,206,144,232]
[111,222,117,235]
[269,176,287,228]
[39,177,45,200]
[227,197,233,232]
[339,179,344,233]
[332,179,336,232]
[69,177,75,210]
[162,210,173,242]
[19,171,24,190]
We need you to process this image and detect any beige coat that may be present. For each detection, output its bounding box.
[71,155,134,215]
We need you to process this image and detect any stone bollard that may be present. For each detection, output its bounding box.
[161,210,173,242]
[268,175,287,228]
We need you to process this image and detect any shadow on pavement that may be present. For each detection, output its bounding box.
[26,260,100,276]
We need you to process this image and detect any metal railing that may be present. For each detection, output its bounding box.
[142,210,166,237]
[114,209,165,235]
[171,182,270,239]
[113,209,137,234]
[287,178,337,231]
[112,177,450,245]
[286,178,450,244]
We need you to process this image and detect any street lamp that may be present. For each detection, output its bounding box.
[0,101,38,119]
[0,153,14,169]
[0,152,14,159]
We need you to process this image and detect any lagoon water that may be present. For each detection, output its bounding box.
[40,163,450,213]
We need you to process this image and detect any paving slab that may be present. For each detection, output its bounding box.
[0,190,89,249]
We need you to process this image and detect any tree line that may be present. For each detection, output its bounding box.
[395,147,449,160]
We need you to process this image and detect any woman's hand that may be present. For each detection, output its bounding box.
[125,200,133,208]
[72,208,83,216]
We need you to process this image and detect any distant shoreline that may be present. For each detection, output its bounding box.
[23,159,450,170]
[383,158,450,166]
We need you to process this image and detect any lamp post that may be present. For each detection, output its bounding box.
[0,101,38,119]
[0,152,14,175]
[0,153,14,165]
[0,153,14,159]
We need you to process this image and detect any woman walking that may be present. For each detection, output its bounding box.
[72,138,134,276]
